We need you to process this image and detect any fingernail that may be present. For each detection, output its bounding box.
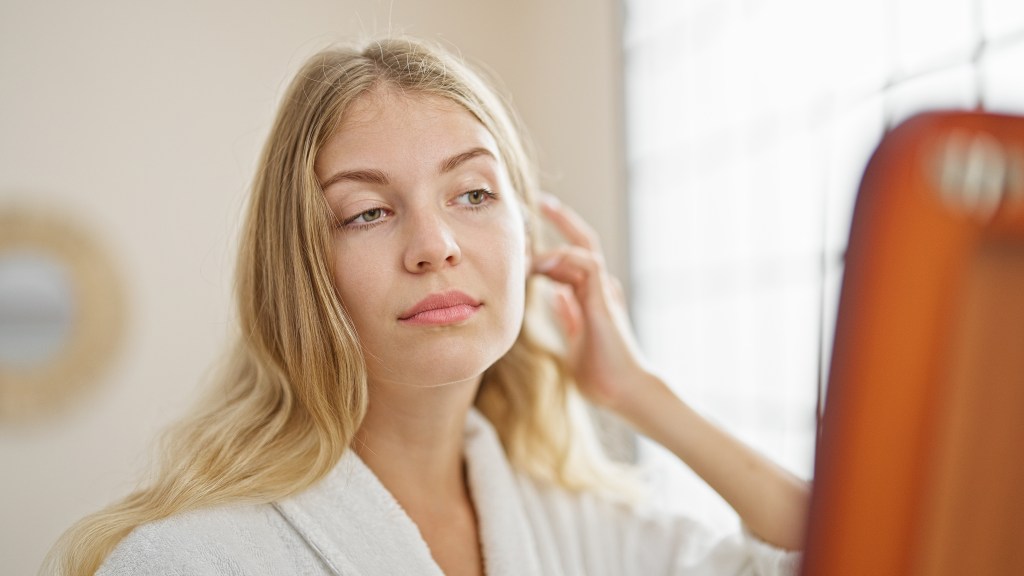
[540,193,560,208]
[535,255,560,273]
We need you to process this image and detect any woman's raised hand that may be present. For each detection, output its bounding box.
[531,194,652,413]
[532,194,810,551]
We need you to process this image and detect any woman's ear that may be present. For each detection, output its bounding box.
[520,197,535,277]
[524,234,534,279]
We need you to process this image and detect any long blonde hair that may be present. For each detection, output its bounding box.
[45,36,615,575]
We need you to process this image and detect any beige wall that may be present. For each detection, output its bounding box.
[0,0,623,573]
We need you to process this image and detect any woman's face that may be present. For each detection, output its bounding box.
[316,90,528,388]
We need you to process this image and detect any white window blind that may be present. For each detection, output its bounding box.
[623,0,1024,531]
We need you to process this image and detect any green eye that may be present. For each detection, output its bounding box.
[468,191,485,204]
[343,208,386,227]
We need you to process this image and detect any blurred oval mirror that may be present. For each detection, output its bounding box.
[0,251,75,367]
[0,205,125,422]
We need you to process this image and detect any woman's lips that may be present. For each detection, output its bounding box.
[399,290,481,326]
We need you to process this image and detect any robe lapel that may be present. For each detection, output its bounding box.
[273,451,444,576]
[463,410,544,576]
[272,409,543,576]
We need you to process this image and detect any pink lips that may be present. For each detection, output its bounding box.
[398,290,481,326]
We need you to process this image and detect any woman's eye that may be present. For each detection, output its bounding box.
[459,189,493,206]
[359,208,383,222]
[345,208,386,226]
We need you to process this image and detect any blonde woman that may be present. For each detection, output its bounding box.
[46,37,809,575]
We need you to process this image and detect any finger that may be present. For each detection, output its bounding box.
[533,246,604,299]
[606,272,622,305]
[554,285,583,338]
[539,194,601,252]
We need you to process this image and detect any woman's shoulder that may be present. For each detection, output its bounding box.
[97,501,326,575]
[514,474,800,576]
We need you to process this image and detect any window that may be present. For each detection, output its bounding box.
[623,0,1024,531]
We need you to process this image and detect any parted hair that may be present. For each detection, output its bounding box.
[44,36,616,576]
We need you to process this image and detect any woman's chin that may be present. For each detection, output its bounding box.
[366,355,494,390]
[364,334,516,390]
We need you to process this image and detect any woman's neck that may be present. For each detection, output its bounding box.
[353,375,487,576]
[352,375,480,507]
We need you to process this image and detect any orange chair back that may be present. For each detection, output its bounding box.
[802,111,1024,576]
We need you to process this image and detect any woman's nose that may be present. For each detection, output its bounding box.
[403,211,462,272]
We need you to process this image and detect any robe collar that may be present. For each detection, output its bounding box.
[273,409,544,576]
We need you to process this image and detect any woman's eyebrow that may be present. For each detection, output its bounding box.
[320,147,494,190]
[320,168,390,190]
[438,147,496,174]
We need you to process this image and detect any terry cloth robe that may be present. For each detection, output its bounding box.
[97,409,801,575]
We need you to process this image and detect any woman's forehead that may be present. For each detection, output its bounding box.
[346,87,459,118]
[317,89,503,177]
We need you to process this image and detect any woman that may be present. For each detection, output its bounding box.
[47,37,808,575]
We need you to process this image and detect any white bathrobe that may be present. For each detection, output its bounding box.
[98,410,800,575]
